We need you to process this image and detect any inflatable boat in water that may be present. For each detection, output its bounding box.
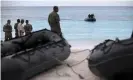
[1,29,71,80]
[88,38,133,79]
[84,18,96,22]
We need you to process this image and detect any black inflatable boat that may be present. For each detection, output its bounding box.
[1,29,71,80]
[88,38,133,79]
[84,18,96,22]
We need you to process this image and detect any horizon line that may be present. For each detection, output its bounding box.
[2,5,133,7]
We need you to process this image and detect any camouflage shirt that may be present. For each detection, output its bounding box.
[3,23,12,32]
[24,24,32,32]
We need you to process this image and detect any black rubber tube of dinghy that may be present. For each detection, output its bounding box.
[2,39,71,80]
[1,58,24,80]
[1,29,59,57]
[88,38,133,78]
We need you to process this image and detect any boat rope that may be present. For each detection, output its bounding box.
[37,48,91,79]
[91,38,133,55]
[54,51,90,79]
[18,34,91,79]
[71,49,91,54]
[11,30,91,79]
[70,49,91,67]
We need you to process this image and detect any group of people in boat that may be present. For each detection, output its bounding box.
[3,6,61,41]
[3,19,32,41]
[84,14,96,22]
[88,14,95,19]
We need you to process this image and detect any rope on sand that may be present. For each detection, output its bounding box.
[10,32,92,79]
[71,49,91,54]
[53,49,92,79]
[70,49,91,67]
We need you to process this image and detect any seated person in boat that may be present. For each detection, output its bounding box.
[91,14,95,18]
[88,14,91,18]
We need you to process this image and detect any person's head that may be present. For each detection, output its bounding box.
[21,19,24,24]
[53,6,59,12]
[7,20,11,24]
[17,19,20,23]
[26,20,29,24]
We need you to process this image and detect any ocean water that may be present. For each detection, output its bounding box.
[1,6,133,49]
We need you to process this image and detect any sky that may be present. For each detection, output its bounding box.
[1,0,133,6]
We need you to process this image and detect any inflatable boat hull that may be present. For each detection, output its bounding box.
[1,29,71,80]
[88,38,133,78]
[84,18,96,22]
[1,29,62,57]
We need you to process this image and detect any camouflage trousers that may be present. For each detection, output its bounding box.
[5,32,12,41]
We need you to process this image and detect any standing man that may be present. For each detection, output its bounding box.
[17,19,25,37]
[24,20,33,35]
[14,19,20,38]
[3,20,12,41]
[48,6,62,36]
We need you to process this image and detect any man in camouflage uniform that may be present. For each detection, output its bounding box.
[14,19,20,38]
[48,6,62,36]
[3,20,12,41]
[24,20,33,35]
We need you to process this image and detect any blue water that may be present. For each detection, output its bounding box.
[1,6,133,48]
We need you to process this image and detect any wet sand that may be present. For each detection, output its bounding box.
[30,49,101,80]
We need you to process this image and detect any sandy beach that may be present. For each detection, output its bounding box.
[30,48,101,80]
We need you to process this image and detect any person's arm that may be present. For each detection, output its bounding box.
[29,24,32,32]
[14,23,16,29]
[17,24,20,32]
[24,25,26,31]
[31,25,33,31]
[55,14,60,23]
[3,25,5,32]
[55,14,60,28]
[48,14,51,25]
[22,25,25,33]
[55,14,61,33]
[10,25,12,32]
